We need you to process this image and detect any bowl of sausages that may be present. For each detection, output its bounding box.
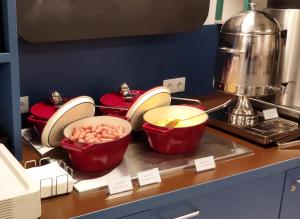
[61,116,132,172]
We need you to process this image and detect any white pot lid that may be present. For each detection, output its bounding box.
[126,86,171,131]
[41,96,95,147]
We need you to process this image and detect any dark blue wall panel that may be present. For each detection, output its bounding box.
[19,25,218,105]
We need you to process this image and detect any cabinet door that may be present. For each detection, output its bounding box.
[186,172,285,219]
[280,167,300,219]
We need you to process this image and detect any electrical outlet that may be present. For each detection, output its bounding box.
[163,77,186,93]
[20,96,29,114]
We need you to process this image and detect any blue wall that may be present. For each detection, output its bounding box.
[19,25,218,105]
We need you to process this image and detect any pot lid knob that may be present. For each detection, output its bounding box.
[51,90,63,106]
[120,82,130,97]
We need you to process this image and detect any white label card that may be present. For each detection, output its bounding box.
[137,168,161,186]
[263,108,279,120]
[107,175,133,195]
[194,156,216,172]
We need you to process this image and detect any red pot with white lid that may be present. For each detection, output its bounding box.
[99,83,145,116]
[99,90,144,116]
[27,95,71,136]
[38,96,131,172]
[41,96,96,147]
[27,102,59,136]
[37,86,171,147]
[30,101,58,120]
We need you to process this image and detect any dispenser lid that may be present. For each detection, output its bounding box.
[41,96,95,147]
[221,3,281,35]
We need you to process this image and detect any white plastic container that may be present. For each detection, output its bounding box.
[0,144,41,219]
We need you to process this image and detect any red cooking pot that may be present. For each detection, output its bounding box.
[27,102,58,136]
[143,105,208,154]
[99,90,144,116]
[61,116,132,172]
[27,115,48,136]
[28,98,72,136]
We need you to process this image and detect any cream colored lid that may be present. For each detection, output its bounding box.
[126,86,171,131]
[41,96,95,147]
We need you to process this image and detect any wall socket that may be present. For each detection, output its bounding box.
[163,77,186,93]
[20,96,29,114]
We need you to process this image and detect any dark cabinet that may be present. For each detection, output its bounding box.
[280,167,300,219]
[185,172,285,219]
[117,172,285,219]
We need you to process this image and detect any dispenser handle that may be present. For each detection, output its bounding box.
[280,81,296,94]
[268,81,296,95]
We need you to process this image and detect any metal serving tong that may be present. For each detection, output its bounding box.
[277,130,300,149]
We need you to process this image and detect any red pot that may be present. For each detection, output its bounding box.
[61,116,132,172]
[143,105,208,154]
[27,115,48,136]
[27,102,58,135]
[28,99,72,136]
[99,90,144,116]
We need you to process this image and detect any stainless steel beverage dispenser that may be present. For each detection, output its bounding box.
[265,8,300,107]
[213,3,281,126]
[208,3,300,145]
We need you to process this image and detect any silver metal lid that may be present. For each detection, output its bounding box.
[221,3,280,35]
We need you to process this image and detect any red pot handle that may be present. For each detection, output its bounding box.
[142,122,173,134]
[27,115,47,125]
[61,138,92,152]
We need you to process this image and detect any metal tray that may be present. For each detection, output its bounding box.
[22,128,252,193]
[209,107,300,145]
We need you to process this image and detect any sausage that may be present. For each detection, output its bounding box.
[69,123,126,145]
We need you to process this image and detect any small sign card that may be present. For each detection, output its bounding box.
[194,156,216,172]
[137,168,161,186]
[107,175,133,195]
[263,108,279,120]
